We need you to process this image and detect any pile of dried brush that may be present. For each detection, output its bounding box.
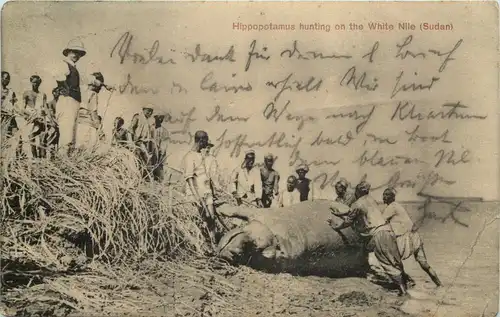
[0,143,256,317]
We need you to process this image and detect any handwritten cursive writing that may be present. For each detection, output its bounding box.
[213,129,303,159]
[340,66,379,92]
[353,149,426,167]
[110,32,176,65]
[245,40,271,72]
[118,74,159,95]
[434,149,471,168]
[405,125,452,143]
[266,73,323,102]
[391,71,440,99]
[280,40,352,60]
[324,105,376,134]
[391,101,488,121]
[414,192,471,230]
[184,44,236,63]
[310,130,355,147]
[200,72,252,93]
[262,100,316,131]
[206,105,250,123]
[165,107,197,134]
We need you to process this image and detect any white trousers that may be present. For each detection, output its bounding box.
[56,96,80,153]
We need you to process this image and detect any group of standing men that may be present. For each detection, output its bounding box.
[1,39,112,158]
[0,38,169,182]
[181,130,442,295]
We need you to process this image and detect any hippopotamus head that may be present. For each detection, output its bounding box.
[217,220,280,265]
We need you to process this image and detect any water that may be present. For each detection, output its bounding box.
[400,202,498,317]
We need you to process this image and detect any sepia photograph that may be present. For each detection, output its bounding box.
[0,1,498,317]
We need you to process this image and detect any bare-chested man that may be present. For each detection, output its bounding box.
[130,105,155,179]
[22,75,48,158]
[382,188,442,288]
[260,153,280,208]
[1,71,20,150]
[295,164,311,202]
[329,182,409,296]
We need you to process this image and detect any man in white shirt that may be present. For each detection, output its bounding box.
[53,39,86,155]
[382,187,442,287]
[278,175,301,207]
[231,149,262,207]
[182,130,216,252]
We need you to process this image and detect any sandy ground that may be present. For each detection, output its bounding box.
[3,202,498,317]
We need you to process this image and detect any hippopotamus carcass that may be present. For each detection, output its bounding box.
[216,199,369,277]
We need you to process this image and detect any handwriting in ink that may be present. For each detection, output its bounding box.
[280,40,352,60]
[165,107,197,134]
[289,150,341,168]
[312,170,455,192]
[200,72,252,93]
[118,74,159,95]
[171,82,188,94]
[340,66,379,92]
[434,149,471,168]
[391,101,488,121]
[428,39,463,73]
[262,100,316,131]
[393,35,463,72]
[395,35,426,60]
[325,105,376,134]
[414,192,471,229]
[310,130,355,147]
[184,44,236,63]
[266,73,323,102]
[364,133,398,145]
[245,40,271,72]
[391,71,440,99]
[362,41,380,63]
[206,105,250,123]
[214,129,302,159]
[406,125,452,143]
[353,149,426,167]
[110,32,176,65]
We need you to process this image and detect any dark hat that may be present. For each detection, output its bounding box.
[63,39,87,57]
[383,187,397,196]
[30,75,42,83]
[91,72,104,84]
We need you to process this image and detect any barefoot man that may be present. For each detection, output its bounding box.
[1,71,20,150]
[382,187,443,288]
[329,182,409,296]
[22,75,48,158]
[231,149,263,207]
[334,178,356,207]
[260,153,280,208]
[182,130,217,253]
[53,38,86,155]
